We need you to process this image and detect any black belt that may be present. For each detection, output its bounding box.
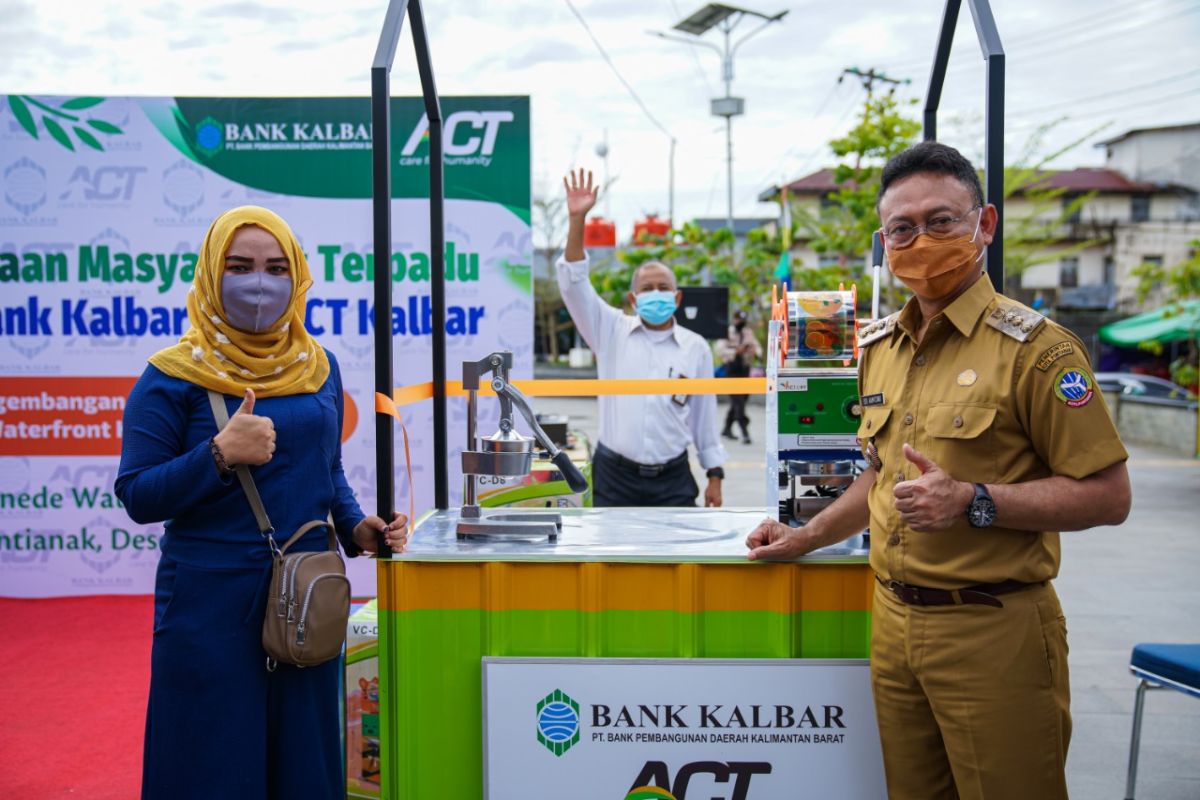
[596,443,689,478]
[876,576,1042,608]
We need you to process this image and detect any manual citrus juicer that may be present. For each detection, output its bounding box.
[457,351,589,539]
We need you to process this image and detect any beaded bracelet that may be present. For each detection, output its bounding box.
[209,437,233,478]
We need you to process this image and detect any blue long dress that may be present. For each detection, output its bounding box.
[116,349,366,800]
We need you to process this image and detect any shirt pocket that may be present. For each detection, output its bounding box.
[856,406,892,464]
[925,402,997,479]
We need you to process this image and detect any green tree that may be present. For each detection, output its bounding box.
[1130,242,1200,391]
[531,193,572,361]
[612,223,871,359]
[796,91,921,270]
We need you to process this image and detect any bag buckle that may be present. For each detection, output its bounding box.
[264,526,281,556]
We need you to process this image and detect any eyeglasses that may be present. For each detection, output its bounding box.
[881,205,981,249]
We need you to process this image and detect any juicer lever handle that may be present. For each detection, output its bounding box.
[552,450,590,494]
[495,381,588,494]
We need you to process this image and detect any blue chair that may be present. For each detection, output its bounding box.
[1124,643,1200,799]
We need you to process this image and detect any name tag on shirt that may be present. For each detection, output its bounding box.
[671,371,689,407]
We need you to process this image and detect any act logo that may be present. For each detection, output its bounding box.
[60,165,147,202]
[400,110,514,157]
[625,761,772,800]
[536,689,581,757]
[4,156,47,215]
[194,116,224,156]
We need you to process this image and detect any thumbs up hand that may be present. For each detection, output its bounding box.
[213,388,277,467]
[892,443,974,532]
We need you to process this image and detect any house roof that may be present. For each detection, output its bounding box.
[757,169,840,202]
[1095,121,1200,148]
[691,217,774,236]
[759,166,1193,202]
[1017,168,1167,194]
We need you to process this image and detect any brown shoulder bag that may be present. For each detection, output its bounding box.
[208,391,350,670]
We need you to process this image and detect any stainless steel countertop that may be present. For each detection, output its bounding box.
[385,507,869,563]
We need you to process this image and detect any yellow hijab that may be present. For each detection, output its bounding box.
[149,206,330,397]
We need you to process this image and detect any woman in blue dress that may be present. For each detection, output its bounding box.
[116,206,407,799]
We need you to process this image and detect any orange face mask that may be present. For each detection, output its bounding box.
[886,217,985,299]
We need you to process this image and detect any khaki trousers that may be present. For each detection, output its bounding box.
[870,580,1071,800]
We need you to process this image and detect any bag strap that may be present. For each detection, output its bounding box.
[279,520,339,556]
[207,390,278,553]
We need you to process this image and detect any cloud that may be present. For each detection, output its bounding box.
[205,2,298,24]
[499,41,591,71]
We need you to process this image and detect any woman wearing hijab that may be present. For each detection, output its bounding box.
[116,206,406,799]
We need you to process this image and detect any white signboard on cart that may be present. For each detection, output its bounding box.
[483,657,886,800]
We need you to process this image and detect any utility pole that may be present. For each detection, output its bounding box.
[840,66,909,98]
[651,4,787,279]
[838,67,909,303]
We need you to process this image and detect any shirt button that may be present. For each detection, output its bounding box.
[887,534,900,546]
[903,413,914,425]
[894,472,904,483]
[866,420,872,429]
[915,354,926,366]
[953,415,964,428]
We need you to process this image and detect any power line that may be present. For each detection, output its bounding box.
[786,91,862,180]
[1007,86,1200,133]
[1005,3,1199,65]
[884,0,1183,71]
[884,0,1195,75]
[666,0,715,95]
[1044,86,1200,124]
[1010,68,1200,118]
[562,0,674,141]
[743,78,848,202]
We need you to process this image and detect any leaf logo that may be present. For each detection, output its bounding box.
[7,95,124,152]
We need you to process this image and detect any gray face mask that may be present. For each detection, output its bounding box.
[221,272,292,333]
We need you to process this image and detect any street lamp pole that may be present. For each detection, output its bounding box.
[651,4,786,250]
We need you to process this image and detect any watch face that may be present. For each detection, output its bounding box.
[968,496,997,528]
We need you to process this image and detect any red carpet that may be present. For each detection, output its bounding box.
[0,596,151,798]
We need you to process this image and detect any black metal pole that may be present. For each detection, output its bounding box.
[407,0,448,510]
[923,0,1005,291]
[371,0,410,555]
[923,0,960,143]
[968,0,1006,291]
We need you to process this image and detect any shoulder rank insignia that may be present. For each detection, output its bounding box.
[857,314,898,347]
[984,303,1045,343]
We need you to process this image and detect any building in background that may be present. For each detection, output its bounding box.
[758,122,1200,313]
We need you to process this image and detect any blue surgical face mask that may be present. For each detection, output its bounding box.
[221,272,293,333]
[636,290,677,326]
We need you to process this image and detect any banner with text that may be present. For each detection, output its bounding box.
[0,94,532,597]
[483,658,886,800]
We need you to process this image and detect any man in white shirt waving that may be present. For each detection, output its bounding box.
[557,169,727,507]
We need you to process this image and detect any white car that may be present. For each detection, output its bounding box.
[1095,372,1195,402]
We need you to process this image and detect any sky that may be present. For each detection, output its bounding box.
[2,0,1198,244]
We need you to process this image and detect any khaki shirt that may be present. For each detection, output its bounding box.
[857,274,1128,589]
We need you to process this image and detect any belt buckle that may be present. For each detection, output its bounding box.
[887,580,922,606]
[638,464,661,478]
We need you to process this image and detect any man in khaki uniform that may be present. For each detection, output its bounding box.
[746,142,1131,799]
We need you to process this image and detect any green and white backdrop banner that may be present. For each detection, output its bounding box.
[0,94,532,598]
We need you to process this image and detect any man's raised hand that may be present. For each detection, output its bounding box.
[564,168,598,219]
